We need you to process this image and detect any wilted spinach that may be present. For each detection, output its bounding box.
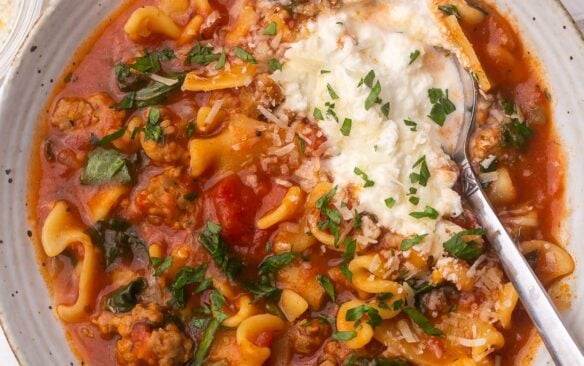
[103,277,147,313]
[88,218,147,268]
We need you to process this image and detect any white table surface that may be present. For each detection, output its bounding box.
[1,0,583,365]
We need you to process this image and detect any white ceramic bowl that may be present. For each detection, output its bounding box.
[0,1,583,365]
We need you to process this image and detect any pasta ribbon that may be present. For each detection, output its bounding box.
[349,255,406,298]
[177,15,204,46]
[223,295,259,328]
[257,186,305,229]
[182,64,257,92]
[278,289,309,321]
[124,6,182,42]
[87,184,129,222]
[494,282,519,329]
[236,314,285,366]
[41,201,99,323]
[337,300,375,349]
[225,4,258,46]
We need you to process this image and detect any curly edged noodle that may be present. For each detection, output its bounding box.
[222,295,260,328]
[41,201,99,323]
[236,314,285,366]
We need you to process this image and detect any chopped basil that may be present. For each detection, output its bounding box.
[346,304,382,328]
[88,219,146,268]
[443,228,486,261]
[403,119,417,131]
[409,50,421,65]
[359,70,376,88]
[340,118,352,136]
[332,330,357,341]
[381,102,391,118]
[199,221,244,279]
[501,118,533,150]
[114,63,148,92]
[317,274,336,301]
[263,21,277,36]
[402,306,444,337]
[343,238,356,262]
[233,47,257,64]
[246,276,282,300]
[410,206,439,220]
[168,265,208,308]
[410,156,431,187]
[400,234,428,251]
[313,107,324,121]
[384,197,396,208]
[502,99,516,115]
[353,210,362,229]
[268,58,283,71]
[315,186,342,246]
[186,122,196,138]
[183,192,198,201]
[116,75,184,110]
[365,81,382,110]
[80,149,133,185]
[187,42,220,65]
[321,69,331,74]
[103,278,147,313]
[215,48,226,70]
[126,48,175,75]
[151,256,173,276]
[326,83,339,100]
[258,253,297,275]
[342,354,411,366]
[354,167,375,187]
[192,308,220,364]
[144,107,164,143]
[427,88,456,126]
[95,127,126,147]
[340,263,353,281]
[438,4,461,19]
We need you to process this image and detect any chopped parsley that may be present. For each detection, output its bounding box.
[198,221,244,279]
[400,234,428,251]
[313,107,324,121]
[402,306,444,337]
[409,196,420,205]
[151,256,173,276]
[327,83,339,100]
[215,48,226,70]
[187,43,220,65]
[501,119,533,150]
[358,70,376,88]
[346,304,382,328]
[263,21,277,36]
[317,275,336,301]
[443,228,485,261]
[332,331,357,341]
[340,118,352,136]
[404,119,418,131]
[502,99,517,115]
[409,50,421,65]
[268,58,283,71]
[315,186,342,247]
[384,197,396,208]
[258,253,297,274]
[365,81,382,110]
[354,167,375,188]
[381,102,391,118]
[144,107,164,143]
[168,265,208,308]
[427,88,456,126]
[409,156,431,187]
[410,206,439,220]
[186,122,196,138]
[233,47,257,64]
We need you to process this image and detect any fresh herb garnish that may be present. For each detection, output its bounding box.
[151,256,173,276]
[103,278,147,313]
[346,304,382,328]
[198,221,244,279]
[317,275,336,301]
[233,47,257,63]
[95,127,127,147]
[381,102,391,118]
[263,21,277,35]
[191,290,226,366]
[168,265,208,308]
[402,306,444,337]
[186,122,196,138]
[327,83,339,100]
[427,88,456,126]
[404,119,418,131]
[409,196,419,205]
[354,167,375,187]
[315,187,342,247]
[321,69,331,74]
[340,118,352,136]
[443,228,485,261]
[80,149,133,185]
[258,253,297,275]
[332,330,357,341]
[410,206,439,220]
[365,81,382,110]
[215,48,226,70]
[385,197,396,208]
[187,42,220,65]
[400,234,428,251]
[313,107,324,121]
[268,58,283,71]
[144,107,164,143]
[88,219,146,267]
[501,119,533,150]
[410,156,431,187]
[409,50,421,65]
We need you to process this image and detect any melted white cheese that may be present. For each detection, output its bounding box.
[273,0,464,239]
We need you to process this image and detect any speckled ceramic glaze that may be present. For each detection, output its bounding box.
[0,0,583,365]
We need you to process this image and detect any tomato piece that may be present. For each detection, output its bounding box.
[253,331,273,348]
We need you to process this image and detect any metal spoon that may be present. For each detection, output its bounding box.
[452,64,584,366]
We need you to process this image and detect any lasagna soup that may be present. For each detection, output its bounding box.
[31,0,574,365]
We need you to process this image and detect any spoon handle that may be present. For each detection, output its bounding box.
[460,160,584,366]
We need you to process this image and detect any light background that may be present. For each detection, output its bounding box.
[0,0,583,364]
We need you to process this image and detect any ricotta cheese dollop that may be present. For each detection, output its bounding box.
[272,0,465,241]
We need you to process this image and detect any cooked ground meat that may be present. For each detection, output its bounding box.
[419,286,460,316]
[50,92,125,132]
[93,304,193,366]
[289,318,331,355]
